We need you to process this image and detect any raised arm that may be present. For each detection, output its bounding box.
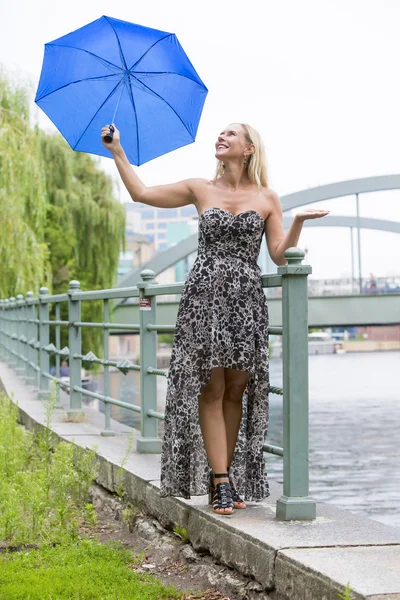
[264,189,329,265]
[101,124,200,208]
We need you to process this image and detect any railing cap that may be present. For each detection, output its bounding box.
[26,291,34,299]
[278,247,312,276]
[68,279,81,294]
[140,269,156,281]
[284,247,305,264]
[39,287,49,296]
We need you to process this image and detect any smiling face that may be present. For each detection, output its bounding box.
[215,123,253,163]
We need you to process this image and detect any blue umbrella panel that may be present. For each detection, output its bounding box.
[35,15,208,165]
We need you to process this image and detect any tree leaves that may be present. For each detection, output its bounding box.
[0,70,126,356]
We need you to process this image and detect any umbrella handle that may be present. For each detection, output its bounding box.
[103,125,115,143]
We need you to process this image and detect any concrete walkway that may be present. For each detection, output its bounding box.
[1,361,399,600]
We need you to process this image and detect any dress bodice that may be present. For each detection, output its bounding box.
[197,207,265,264]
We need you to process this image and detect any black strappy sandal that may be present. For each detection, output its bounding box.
[228,475,247,509]
[208,471,234,515]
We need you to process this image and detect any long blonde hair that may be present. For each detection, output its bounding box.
[213,123,269,188]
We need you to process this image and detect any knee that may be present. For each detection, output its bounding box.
[224,381,246,404]
[200,381,225,406]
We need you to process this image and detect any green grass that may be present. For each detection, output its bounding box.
[0,390,99,546]
[0,539,182,599]
[0,392,187,599]
[338,581,354,599]
[173,525,190,543]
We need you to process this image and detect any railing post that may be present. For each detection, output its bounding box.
[55,303,61,380]
[8,297,18,369]
[101,298,115,437]
[3,300,11,364]
[68,280,83,417]
[137,269,162,453]
[0,300,4,361]
[38,287,50,401]
[0,299,7,361]
[276,247,316,520]
[32,300,40,390]
[15,294,26,375]
[25,292,37,386]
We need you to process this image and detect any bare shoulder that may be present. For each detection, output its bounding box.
[261,187,282,219]
[186,178,213,205]
[262,187,281,205]
[187,178,212,191]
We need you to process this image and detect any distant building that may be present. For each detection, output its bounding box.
[117,231,154,280]
[123,202,199,284]
[357,325,400,342]
[126,202,197,249]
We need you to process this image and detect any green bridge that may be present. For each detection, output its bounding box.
[114,288,400,330]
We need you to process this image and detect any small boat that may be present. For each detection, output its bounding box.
[308,331,347,355]
[308,331,333,341]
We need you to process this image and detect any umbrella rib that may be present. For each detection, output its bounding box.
[133,70,207,90]
[132,77,194,141]
[72,80,122,150]
[35,73,122,102]
[104,16,129,71]
[129,34,173,71]
[48,43,122,72]
[126,79,140,165]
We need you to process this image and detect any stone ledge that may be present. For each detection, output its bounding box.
[276,546,400,600]
[1,361,399,600]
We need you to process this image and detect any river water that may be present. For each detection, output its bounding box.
[89,351,400,528]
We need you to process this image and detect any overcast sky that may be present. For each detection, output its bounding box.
[1,0,400,278]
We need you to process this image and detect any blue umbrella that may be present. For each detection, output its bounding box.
[35,15,208,165]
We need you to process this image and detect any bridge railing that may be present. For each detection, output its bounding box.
[264,274,400,298]
[0,247,315,520]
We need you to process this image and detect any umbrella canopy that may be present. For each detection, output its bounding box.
[35,15,208,165]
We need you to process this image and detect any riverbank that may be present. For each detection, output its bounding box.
[269,339,400,358]
[343,340,400,352]
[1,360,400,600]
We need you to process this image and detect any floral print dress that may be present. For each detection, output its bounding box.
[160,207,270,501]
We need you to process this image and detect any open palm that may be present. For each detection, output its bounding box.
[296,208,330,221]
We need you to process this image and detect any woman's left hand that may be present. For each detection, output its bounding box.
[295,209,330,222]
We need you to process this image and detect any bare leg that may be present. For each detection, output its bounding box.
[198,367,231,514]
[223,368,249,507]
[223,369,249,469]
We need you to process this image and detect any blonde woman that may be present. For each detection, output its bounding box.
[102,123,328,515]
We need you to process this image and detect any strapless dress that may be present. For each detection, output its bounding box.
[160,207,270,501]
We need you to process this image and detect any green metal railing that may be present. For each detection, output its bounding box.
[0,247,315,520]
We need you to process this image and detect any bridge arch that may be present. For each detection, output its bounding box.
[280,174,400,210]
